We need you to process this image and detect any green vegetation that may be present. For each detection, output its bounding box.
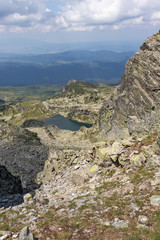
[95,181,116,194]
[62,81,115,98]
[4,100,50,125]
[141,132,158,145]
[0,84,63,103]
[68,201,77,209]
[64,81,96,95]
[130,167,155,184]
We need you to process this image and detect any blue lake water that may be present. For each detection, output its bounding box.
[44,114,92,131]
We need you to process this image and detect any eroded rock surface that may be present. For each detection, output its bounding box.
[0,121,49,193]
[99,33,160,141]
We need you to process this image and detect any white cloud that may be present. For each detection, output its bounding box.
[150,11,160,25]
[0,0,159,32]
[56,0,160,31]
[0,0,43,18]
[0,0,58,31]
[151,11,160,20]
[0,25,6,32]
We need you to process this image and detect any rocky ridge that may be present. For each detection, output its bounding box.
[99,33,160,141]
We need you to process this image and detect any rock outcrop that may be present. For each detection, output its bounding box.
[0,121,48,193]
[99,33,160,141]
[18,226,34,240]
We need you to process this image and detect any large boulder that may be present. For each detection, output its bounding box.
[99,33,160,141]
[19,226,34,240]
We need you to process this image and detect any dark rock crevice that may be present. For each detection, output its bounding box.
[0,165,23,194]
[0,165,24,209]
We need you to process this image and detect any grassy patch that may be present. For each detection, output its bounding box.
[68,201,77,209]
[72,193,91,201]
[0,84,63,103]
[103,168,116,177]
[95,181,116,194]
[52,190,58,195]
[130,167,155,184]
[141,132,158,146]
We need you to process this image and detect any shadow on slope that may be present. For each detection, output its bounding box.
[0,121,49,208]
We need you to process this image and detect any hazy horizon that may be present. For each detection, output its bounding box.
[0,37,142,55]
[0,0,159,54]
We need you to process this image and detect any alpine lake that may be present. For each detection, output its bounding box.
[44,114,92,131]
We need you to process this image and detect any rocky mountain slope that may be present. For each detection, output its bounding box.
[0,33,160,240]
[0,81,113,198]
[99,33,160,141]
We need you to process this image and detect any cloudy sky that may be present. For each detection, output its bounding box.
[0,0,160,52]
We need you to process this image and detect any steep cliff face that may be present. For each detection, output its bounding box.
[99,33,160,141]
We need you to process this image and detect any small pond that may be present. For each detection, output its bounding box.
[44,114,92,131]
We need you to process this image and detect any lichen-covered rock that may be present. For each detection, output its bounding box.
[37,148,92,184]
[131,203,140,211]
[23,193,33,203]
[96,141,123,165]
[150,195,160,206]
[130,152,146,167]
[97,148,109,161]
[112,218,129,229]
[99,33,160,141]
[137,224,148,229]
[138,215,148,223]
[18,226,34,240]
[89,165,99,173]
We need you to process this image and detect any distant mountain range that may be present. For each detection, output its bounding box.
[0,50,134,86]
[14,50,134,63]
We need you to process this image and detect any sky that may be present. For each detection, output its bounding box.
[0,0,160,53]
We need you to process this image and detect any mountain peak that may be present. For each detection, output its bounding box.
[140,32,160,51]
